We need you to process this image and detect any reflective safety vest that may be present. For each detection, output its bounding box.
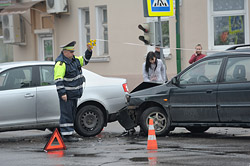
[54,50,92,99]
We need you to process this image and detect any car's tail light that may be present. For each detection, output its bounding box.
[122,83,129,92]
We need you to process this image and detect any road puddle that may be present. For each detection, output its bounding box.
[126,148,145,151]
[129,157,148,162]
[129,150,158,166]
[73,153,98,157]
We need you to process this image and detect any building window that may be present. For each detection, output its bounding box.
[209,0,249,49]
[36,32,53,61]
[79,8,90,56]
[42,37,53,61]
[0,16,13,63]
[103,8,108,55]
[84,9,90,45]
[160,21,169,49]
[96,6,109,56]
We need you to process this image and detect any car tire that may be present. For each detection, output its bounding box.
[185,126,209,133]
[75,105,104,137]
[140,107,171,137]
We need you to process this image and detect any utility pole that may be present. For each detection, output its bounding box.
[175,0,181,73]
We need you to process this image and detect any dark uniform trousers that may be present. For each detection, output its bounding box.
[59,98,77,136]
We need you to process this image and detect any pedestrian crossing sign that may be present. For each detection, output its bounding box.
[145,0,174,17]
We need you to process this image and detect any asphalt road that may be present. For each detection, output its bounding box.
[1,122,250,166]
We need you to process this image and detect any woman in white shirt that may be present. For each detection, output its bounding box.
[143,51,166,83]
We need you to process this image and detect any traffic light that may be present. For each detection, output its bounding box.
[138,23,154,45]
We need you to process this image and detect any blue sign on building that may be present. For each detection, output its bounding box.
[152,0,171,11]
[144,0,174,17]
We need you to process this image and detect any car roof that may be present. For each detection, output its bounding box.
[0,61,54,72]
[207,45,250,58]
[0,61,104,78]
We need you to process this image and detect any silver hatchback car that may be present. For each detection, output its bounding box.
[0,61,128,136]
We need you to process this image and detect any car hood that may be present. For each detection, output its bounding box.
[130,82,162,93]
[129,82,171,97]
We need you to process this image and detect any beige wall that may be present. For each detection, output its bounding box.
[167,16,177,79]
[13,11,36,61]
[179,0,208,69]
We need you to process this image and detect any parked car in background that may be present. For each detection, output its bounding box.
[0,61,128,137]
[120,44,250,136]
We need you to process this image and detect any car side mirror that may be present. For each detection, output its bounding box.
[172,77,179,86]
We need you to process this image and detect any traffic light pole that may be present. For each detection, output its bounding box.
[157,16,166,70]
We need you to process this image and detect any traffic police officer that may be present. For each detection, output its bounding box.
[54,41,92,142]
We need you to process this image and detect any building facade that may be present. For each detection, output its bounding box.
[0,0,249,90]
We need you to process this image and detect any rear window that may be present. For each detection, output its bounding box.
[0,67,32,90]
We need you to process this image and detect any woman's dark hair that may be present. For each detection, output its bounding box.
[145,51,157,73]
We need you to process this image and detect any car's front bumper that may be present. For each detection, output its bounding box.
[117,107,137,130]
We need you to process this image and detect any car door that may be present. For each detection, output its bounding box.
[36,65,60,123]
[218,56,250,122]
[169,58,223,122]
[0,66,36,126]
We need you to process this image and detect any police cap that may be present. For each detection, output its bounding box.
[60,41,76,51]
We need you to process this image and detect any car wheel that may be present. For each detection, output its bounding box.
[140,107,171,136]
[185,126,209,133]
[75,105,104,137]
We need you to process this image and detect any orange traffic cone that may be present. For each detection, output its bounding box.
[147,118,158,150]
